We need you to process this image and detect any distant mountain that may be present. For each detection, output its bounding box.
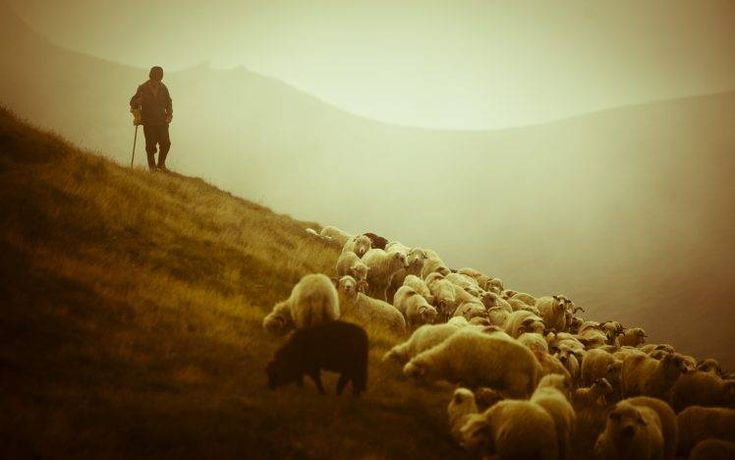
[2,5,733,367]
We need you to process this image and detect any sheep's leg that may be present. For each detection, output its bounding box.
[336,373,349,395]
[309,370,325,394]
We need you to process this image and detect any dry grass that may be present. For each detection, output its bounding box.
[0,107,467,459]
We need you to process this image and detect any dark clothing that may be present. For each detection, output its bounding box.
[143,124,170,170]
[129,80,172,126]
[130,79,173,170]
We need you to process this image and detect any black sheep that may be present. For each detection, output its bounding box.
[363,232,389,250]
[266,321,368,397]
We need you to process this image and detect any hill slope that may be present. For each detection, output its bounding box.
[2,4,734,369]
[0,108,464,459]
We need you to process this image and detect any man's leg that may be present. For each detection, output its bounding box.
[157,124,171,170]
[142,125,158,171]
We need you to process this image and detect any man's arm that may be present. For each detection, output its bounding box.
[129,85,142,109]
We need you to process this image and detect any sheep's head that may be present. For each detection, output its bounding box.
[606,361,623,385]
[349,262,369,282]
[479,291,499,308]
[338,275,359,301]
[606,402,647,441]
[519,315,545,335]
[663,353,695,379]
[501,289,518,300]
[265,357,300,390]
[696,358,721,374]
[448,388,477,418]
[593,377,614,396]
[403,359,430,380]
[626,327,647,346]
[459,413,494,452]
[418,304,438,324]
[353,236,372,257]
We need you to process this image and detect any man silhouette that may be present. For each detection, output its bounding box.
[130,66,173,171]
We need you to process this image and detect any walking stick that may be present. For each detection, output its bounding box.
[130,124,138,168]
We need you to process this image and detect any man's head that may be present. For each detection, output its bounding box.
[149,66,164,82]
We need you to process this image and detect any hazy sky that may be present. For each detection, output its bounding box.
[8,0,735,129]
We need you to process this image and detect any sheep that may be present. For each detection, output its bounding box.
[424,271,446,287]
[573,378,615,408]
[518,332,549,354]
[402,274,433,301]
[460,400,559,460]
[594,399,664,460]
[696,358,723,375]
[447,388,478,444]
[263,300,294,335]
[501,289,519,300]
[676,406,735,457]
[337,275,406,335]
[577,321,609,349]
[512,292,537,306]
[547,332,586,355]
[600,321,624,344]
[319,225,353,246]
[621,352,692,402]
[478,291,512,312]
[623,396,677,460]
[508,297,532,311]
[640,343,675,355]
[382,322,463,364]
[393,285,438,328]
[341,234,372,257]
[420,254,451,279]
[504,310,545,338]
[362,232,389,250]
[456,267,492,288]
[474,387,505,412]
[536,295,567,332]
[445,272,480,292]
[452,301,487,322]
[582,348,623,389]
[428,278,458,320]
[671,370,735,412]
[538,373,574,401]
[556,344,584,383]
[536,351,573,382]
[335,250,369,282]
[688,439,735,460]
[403,328,542,398]
[484,277,504,293]
[487,306,511,327]
[266,321,368,396]
[280,273,339,329]
[387,247,428,301]
[618,327,647,347]
[361,248,408,301]
[532,376,576,460]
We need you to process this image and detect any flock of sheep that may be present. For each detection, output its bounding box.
[263,225,735,459]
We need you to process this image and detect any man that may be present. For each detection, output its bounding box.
[129,66,173,171]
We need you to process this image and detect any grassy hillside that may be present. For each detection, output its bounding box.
[0,108,465,459]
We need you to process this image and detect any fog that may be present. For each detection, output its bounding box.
[1,3,734,367]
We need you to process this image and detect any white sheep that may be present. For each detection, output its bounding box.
[676,406,735,457]
[504,310,545,338]
[428,278,458,320]
[487,306,511,327]
[387,247,428,301]
[447,388,478,444]
[479,291,512,312]
[484,277,504,293]
[452,300,487,322]
[420,254,451,279]
[319,225,353,246]
[512,292,537,306]
[621,352,692,402]
[517,332,549,354]
[594,399,665,460]
[536,295,567,332]
[624,396,678,460]
[445,272,480,291]
[361,248,408,301]
[688,439,735,460]
[277,273,339,329]
[573,378,614,408]
[393,285,438,328]
[531,376,576,460]
[618,327,647,347]
[581,348,623,389]
[403,328,541,398]
[341,234,372,258]
[460,400,558,460]
[456,267,492,288]
[671,370,735,412]
[335,250,369,282]
[262,300,294,335]
[337,275,406,335]
[402,274,433,301]
[382,322,463,364]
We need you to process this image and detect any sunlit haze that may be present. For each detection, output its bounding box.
[9,0,735,129]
